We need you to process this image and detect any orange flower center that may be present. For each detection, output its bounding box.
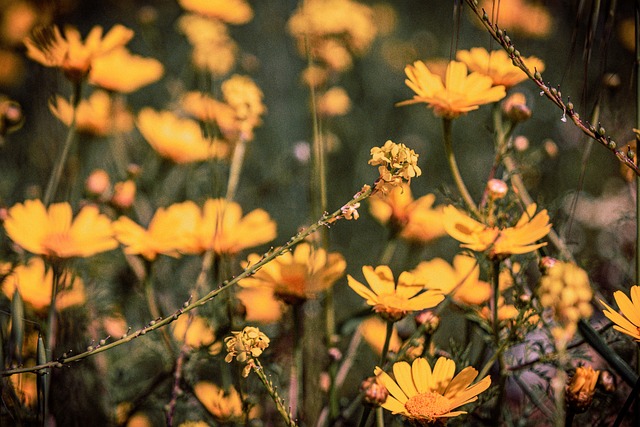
[42,232,75,258]
[404,391,451,422]
[373,293,410,321]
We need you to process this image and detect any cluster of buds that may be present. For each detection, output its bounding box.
[369,140,422,194]
[538,261,593,349]
[360,376,389,407]
[85,165,140,209]
[224,326,270,377]
[566,365,600,413]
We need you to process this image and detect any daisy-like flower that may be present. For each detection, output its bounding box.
[192,198,277,256]
[178,0,253,25]
[369,183,446,244]
[137,108,230,163]
[193,382,244,423]
[600,285,640,341]
[171,315,220,354]
[477,0,552,39]
[236,287,284,323]
[49,90,134,136]
[24,24,134,82]
[456,47,545,88]
[375,357,491,425]
[347,265,444,322]
[1,257,85,311]
[113,201,200,261]
[239,242,345,304]
[4,199,117,259]
[443,203,551,259]
[397,60,506,119]
[89,47,163,93]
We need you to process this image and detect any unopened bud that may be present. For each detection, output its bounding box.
[539,256,558,272]
[111,180,136,209]
[361,376,388,407]
[86,169,111,197]
[502,93,531,123]
[486,179,508,200]
[415,309,440,334]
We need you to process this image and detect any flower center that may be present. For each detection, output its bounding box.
[404,391,452,422]
[42,232,74,258]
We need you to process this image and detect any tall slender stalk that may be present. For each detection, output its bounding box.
[43,81,82,205]
[442,118,479,216]
[225,137,247,201]
[634,3,640,425]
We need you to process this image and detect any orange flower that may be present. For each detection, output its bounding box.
[348,265,444,322]
[236,287,284,323]
[600,285,640,341]
[24,24,134,82]
[89,47,163,93]
[359,316,401,356]
[478,0,552,39]
[443,204,551,258]
[4,199,117,259]
[456,47,545,88]
[49,90,134,136]
[1,257,85,311]
[397,60,506,119]
[221,74,266,140]
[193,382,244,422]
[178,0,253,25]
[239,242,345,303]
[137,108,230,163]
[369,183,446,244]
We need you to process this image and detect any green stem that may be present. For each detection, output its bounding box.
[143,261,175,355]
[253,358,299,427]
[442,118,479,216]
[491,259,500,341]
[378,237,398,266]
[3,185,375,376]
[379,321,394,366]
[43,81,82,205]
[290,304,304,420]
[225,137,247,201]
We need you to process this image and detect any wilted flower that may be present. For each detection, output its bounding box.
[178,0,253,25]
[397,60,506,119]
[50,90,134,136]
[24,24,134,82]
[566,365,600,413]
[137,109,230,163]
[456,48,545,88]
[443,203,551,259]
[369,140,422,193]
[369,183,446,244]
[224,326,270,377]
[375,357,491,425]
[4,199,117,259]
[601,285,640,341]
[347,265,444,322]
[89,47,163,93]
[239,242,345,303]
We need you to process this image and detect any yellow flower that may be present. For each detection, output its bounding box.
[397,60,506,119]
[177,14,237,77]
[193,382,244,422]
[137,108,230,163]
[413,255,492,306]
[369,183,445,244]
[239,242,345,303]
[317,86,351,117]
[477,0,552,39]
[224,326,270,377]
[236,287,284,324]
[566,365,599,413]
[24,24,134,82]
[1,257,85,311]
[193,198,277,256]
[113,201,200,261]
[347,265,444,322]
[369,140,422,193]
[221,74,266,140]
[359,316,401,356]
[50,90,134,136]
[375,357,491,425]
[4,199,117,259]
[178,0,253,25]
[443,204,551,258]
[171,315,218,353]
[89,47,163,93]
[600,285,640,341]
[456,48,545,88]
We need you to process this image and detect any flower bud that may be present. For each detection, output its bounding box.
[85,169,111,197]
[361,376,388,407]
[111,180,136,209]
[502,93,531,123]
[486,179,508,200]
[415,309,440,334]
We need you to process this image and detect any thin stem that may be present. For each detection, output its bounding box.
[43,81,82,205]
[442,118,479,216]
[613,373,640,427]
[289,304,304,420]
[143,261,175,355]
[378,237,398,266]
[252,358,299,427]
[491,259,500,341]
[225,137,247,201]
[3,184,375,376]
[379,321,394,366]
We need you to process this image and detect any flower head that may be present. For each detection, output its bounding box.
[359,316,401,356]
[443,203,551,259]
[239,242,345,303]
[137,108,230,163]
[369,140,422,193]
[348,265,444,322]
[566,365,599,413]
[89,47,163,93]
[600,285,640,341]
[193,382,244,422]
[4,199,117,259]
[397,60,506,119]
[224,326,270,377]
[50,90,134,136]
[477,0,552,39]
[369,184,446,244]
[456,48,545,88]
[236,287,284,324]
[375,357,491,425]
[24,24,134,82]
[178,0,253,25]
[221,74,266,140]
